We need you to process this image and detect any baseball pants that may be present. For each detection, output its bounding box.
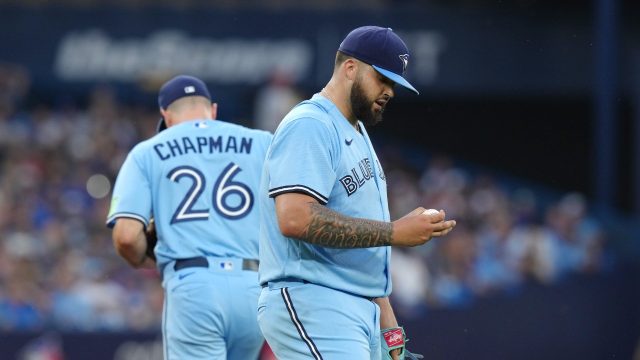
[162,257,264,360]
[258,279,381,360]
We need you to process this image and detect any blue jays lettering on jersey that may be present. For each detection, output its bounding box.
[259,94,391,299]
[107,119,272,268]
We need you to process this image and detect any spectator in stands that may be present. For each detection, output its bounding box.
[253,68,302,133]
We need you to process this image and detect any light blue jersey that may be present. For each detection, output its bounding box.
[107,118,272,360]
[259,94,392,299]
[107,119,272,268]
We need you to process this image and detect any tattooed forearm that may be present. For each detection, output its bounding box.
[301,203,393,248]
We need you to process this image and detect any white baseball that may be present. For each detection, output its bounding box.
[422,209,440,216]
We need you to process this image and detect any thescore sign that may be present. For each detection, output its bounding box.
[54,30,313,84]
[53,29,445,86]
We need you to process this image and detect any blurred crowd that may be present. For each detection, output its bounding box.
[385,155,610,317]
[0,64,611,332]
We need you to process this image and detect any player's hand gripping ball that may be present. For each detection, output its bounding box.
[145,218,158,261]
[422,208,440,216]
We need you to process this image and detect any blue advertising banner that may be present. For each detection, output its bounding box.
[0,5,599,97]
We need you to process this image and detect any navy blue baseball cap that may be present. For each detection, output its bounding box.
[338,26,419,95]
[156,75,212,132]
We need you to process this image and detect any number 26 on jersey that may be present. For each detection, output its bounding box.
[167,162,253,223]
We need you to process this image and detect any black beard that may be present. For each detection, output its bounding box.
[350,79,383,127]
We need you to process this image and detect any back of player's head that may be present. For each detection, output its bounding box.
[156,75,212,132]
[158,75,211,110]
[338,26,418,95]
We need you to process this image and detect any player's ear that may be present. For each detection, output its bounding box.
[160,108,168,121]
[160,108,173,127]
[343,58,358,81]
[211,103,218,120]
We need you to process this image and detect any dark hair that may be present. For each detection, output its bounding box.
[335,51,351,68]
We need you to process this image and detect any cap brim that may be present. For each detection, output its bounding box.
[372,65,419,95]
[157,117,167,133]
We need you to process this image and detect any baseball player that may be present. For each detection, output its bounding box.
[107,75,272,359]
[257,26,457,360]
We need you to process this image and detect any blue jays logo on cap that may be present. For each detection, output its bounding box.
[338,26,419,94]
[399,54,409,74]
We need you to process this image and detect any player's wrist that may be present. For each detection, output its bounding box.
[132,253,148,268]
[389,222,398,246]
[389,221,408,247]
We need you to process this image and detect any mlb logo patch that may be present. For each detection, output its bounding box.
[184,85,196,94]
[219,261,234,271]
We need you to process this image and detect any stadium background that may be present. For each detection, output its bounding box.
[0,0,639,359]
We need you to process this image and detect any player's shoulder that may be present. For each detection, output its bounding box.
[287,99,331,122]
[128,136,157,156]
[215,120,273,142]
[115,137,157,169]
[279,100,334,132]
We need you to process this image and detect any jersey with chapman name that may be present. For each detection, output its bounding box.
[259,94,392,298]
[106,119,272,269]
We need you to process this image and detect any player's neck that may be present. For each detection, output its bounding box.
[170,111,213,127]
[320,83,358,130]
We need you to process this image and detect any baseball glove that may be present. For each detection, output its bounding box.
[381,327,424,360]
[145,218,157,261]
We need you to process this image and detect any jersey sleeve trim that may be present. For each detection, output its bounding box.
[268,185,328,205]
[105,213,149,229]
